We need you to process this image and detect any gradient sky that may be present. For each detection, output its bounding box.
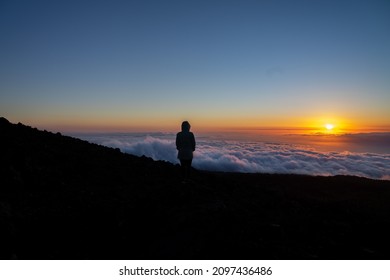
[1,0,389,132]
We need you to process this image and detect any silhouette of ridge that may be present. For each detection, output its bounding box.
[1,117,390,260]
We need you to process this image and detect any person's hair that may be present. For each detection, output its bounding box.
[181,121,191,131]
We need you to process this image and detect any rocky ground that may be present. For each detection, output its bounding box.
[1,116,390,260]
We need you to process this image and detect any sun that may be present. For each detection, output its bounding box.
[325,124,334,130]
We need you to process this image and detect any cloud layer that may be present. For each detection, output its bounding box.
[75,133,390,180]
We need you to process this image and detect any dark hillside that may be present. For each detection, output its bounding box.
[1,117,390,259]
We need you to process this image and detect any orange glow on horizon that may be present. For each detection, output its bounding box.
[11,114,389,135]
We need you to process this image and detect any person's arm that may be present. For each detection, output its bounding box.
[191,133,196,151]
[176,133,180,150]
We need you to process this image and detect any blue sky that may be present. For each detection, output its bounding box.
[1,0,389,132]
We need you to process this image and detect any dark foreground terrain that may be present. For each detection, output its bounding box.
[1,117,390,260]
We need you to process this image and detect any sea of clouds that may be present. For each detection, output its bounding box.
[73,133,390,180]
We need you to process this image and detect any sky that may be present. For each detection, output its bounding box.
[1,0,389,133]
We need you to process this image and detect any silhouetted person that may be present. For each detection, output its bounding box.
[176,121,196,182]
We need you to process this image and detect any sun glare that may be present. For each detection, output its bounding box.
[325,124,334,130]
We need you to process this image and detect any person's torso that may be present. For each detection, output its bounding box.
[178,132,193,150]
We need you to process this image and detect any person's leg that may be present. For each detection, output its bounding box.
[185,159,192,179]
[180,159,192,181]
[179,159,187,180]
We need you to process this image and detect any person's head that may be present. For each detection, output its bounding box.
[181,121,191,132]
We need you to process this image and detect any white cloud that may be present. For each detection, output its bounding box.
[75,133,390,180]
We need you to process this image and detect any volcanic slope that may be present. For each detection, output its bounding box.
[1,117,390,259]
